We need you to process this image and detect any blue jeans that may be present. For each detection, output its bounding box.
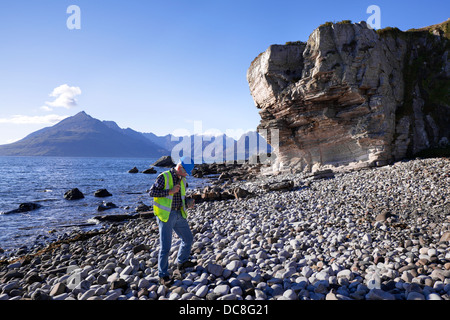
[157,210,193,278]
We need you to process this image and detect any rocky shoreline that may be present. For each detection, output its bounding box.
[0,157,449,300]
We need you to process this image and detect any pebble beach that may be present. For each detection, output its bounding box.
[1,157,449,301]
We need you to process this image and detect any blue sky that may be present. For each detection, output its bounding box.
[0,0,448,144]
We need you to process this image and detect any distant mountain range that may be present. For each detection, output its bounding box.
[0,111,271,160]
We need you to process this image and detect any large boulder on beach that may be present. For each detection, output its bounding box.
[152,156,175,167]
[247,20,450,173]
[64,188,84,200]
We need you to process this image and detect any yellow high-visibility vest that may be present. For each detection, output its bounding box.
[153,170,187,222]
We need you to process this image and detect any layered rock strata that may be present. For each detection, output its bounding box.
[247,20,450,172]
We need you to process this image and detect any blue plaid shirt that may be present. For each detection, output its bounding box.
[149,168,184,210]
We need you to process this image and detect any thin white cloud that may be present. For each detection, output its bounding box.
[41,84,81,111]
[0,114,69,125]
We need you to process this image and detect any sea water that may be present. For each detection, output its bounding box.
[0,156,207,253]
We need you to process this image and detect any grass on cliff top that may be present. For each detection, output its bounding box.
[285,19,449,48]
[319,20,352,28]
[377,18,450,40]
[407,18,450,40]
[284,20,352,45]
[285,41,304,46]
[314,18,450,40]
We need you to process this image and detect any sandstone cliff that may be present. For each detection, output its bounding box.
[247,19,450,173]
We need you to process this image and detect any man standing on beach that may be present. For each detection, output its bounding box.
[149,156,196,285]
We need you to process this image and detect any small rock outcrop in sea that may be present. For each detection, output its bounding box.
[3,203,42,215]
[152,156,175,168]
[94,189,112,198]
[97,202,118,212]
[63,188,84,200]
[247,19,450,173]
[128,167,139,173]
[142,167,157,174]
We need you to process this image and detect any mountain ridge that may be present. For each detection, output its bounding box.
[0,111,271,160]
[0,111,168,157]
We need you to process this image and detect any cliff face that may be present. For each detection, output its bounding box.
[247,20,450,172]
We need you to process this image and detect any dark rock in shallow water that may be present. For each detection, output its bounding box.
[128,167,139,173]
[3,202,42,214]
[97,202,118,212]
[19,202,42,212]
[64,188,84,200]
[94,189,112,197]
[142,167,157,174]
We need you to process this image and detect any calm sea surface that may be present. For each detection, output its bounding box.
[0,156,207,253]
